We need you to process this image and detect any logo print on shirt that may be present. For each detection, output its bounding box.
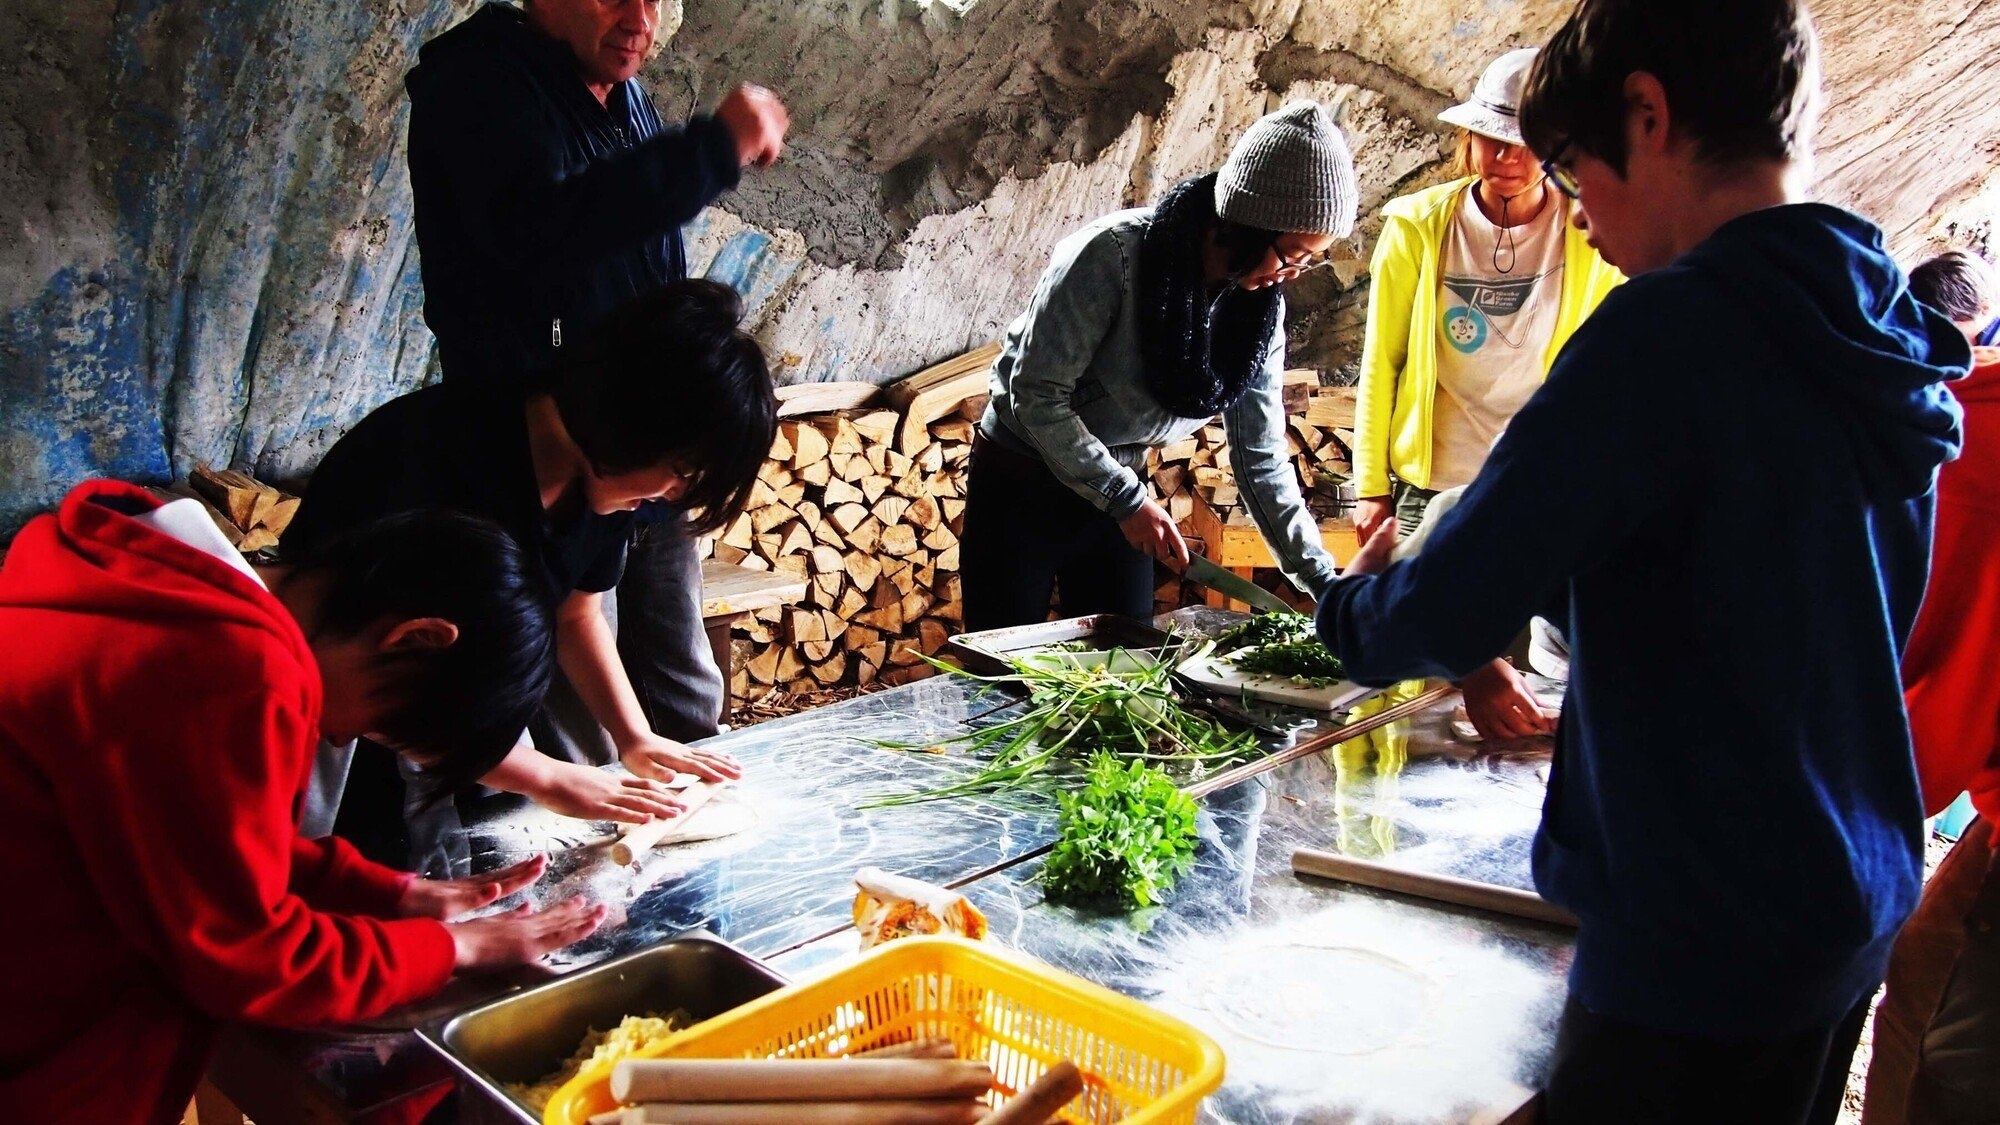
[1444,274,1542,317]
[1444,306,1488,353]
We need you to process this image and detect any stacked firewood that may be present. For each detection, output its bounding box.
[709,346,998,706]
[711,351,1359,707]
[150,465,302,554]
[1142,376,1356,525]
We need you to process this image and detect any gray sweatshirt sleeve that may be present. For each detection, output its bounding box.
[1005,229,1152,521]
[1224,319,1341,596]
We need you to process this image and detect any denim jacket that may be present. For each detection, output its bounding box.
[981,209,1339,595]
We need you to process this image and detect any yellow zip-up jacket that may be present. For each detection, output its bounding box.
[1352,177,1623,497]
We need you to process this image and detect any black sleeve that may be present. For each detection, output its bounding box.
[407,54,743,277]
[574,534,628,594]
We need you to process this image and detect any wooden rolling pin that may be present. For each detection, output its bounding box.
[608,1101,987,1125]
[610,1057,994,1104]
[611,782,723,865]
[976,1060,1083,1124]
[1292,848,1578,927]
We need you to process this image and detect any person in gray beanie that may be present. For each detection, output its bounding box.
[961,102,1357,630]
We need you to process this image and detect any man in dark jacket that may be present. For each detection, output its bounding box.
[404,0,788,750]
[1317,2,1968,1122]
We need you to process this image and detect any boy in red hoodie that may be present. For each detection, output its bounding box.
[1864,249,2000,1124]
[0,484,607,1123]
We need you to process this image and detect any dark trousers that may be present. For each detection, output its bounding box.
[1544,993,1871,1125]
[1392,479,1439,531]
[959,439,1155,632]
[617,517,725,739]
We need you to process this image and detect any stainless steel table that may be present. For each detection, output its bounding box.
[209,612,1563,1124]
[772,679,1569,1125]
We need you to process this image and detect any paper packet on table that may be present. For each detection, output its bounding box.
[853,867,988,948]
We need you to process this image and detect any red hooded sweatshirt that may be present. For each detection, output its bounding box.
[1906,347,2000,825]
[0,481,455,1123]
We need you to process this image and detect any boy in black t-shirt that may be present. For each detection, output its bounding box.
[287,280,776,869]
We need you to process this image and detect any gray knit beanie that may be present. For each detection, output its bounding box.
[1214,101,1358,237]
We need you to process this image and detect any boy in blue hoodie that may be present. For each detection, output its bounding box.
[1316,2,1971,1121]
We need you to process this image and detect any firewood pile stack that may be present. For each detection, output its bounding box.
[148,465,303,554]
[1143,375,1355,523]
[708,348,1358,709]
[707,346,997,706]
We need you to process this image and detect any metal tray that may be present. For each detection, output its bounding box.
[419,933,788,1124]
[944,613,1172,675]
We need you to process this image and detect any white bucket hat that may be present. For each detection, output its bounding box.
[1438,48,1538,147]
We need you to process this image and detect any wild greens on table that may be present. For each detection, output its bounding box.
[1042,754,1200,909]
[1212,611,1346,686]
[860,648,1258,809]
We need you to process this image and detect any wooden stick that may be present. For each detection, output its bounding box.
[1291,848,1578,927]
[975,1060,1083,1124]
[619,1101,987,1125]
[610,1058,993,1105]
[611,783,723,865]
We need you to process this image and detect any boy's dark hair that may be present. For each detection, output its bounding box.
[294,510,554,796]
[1908,250,1996,324]
[1520,0,1820,175]
[543,279,778,535]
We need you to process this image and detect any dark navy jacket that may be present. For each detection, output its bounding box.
[1319,204,1969,1039]
[405,3,741,384]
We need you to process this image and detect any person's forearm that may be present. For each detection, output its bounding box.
[1011,393,1147,519]
[1229,438,1337,594]
[479,742,554,795]
[1226,362,1337,595]
[557,598,653,749]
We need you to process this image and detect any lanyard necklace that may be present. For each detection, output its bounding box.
[1488,176,1550,275]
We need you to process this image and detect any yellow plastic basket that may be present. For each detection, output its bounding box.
[545,936,1224,1125]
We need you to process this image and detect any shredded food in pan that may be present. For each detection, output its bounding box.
[508,1012,688,1114]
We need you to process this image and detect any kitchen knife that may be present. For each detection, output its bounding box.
[1182,556,1296,614]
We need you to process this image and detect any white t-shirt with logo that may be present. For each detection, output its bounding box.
[1428,186,1569,490]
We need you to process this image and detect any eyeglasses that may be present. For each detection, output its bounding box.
[1273,247,1337,276]
[1541,139,1581,200]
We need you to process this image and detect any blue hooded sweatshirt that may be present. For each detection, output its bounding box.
[1318,204,1969,1038]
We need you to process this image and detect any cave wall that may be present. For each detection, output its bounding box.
[3,0,1996,532]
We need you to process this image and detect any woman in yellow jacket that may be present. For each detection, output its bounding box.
[1352,48,1621,542]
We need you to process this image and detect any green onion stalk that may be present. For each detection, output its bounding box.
[859,646,1259,808]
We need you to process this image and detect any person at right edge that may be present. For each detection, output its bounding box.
[1315,2,1970,1122]
[1863,248,2000,1125]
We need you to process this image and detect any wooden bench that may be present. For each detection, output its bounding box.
[699,560,808,720]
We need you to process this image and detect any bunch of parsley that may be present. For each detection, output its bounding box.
[1042,754,1201,909]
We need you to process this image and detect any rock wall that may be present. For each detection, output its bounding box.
[3,0,1996,533]
[1,0,463,534]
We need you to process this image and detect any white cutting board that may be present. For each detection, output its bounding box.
[1177,651,1376,713]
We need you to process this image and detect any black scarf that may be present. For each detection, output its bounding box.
[1136,173,1283,419]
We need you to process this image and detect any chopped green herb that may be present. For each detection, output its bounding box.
[1212,612,1346,686]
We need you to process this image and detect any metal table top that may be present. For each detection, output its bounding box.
[771,680,1570,1125]
[242,613,1560,1122]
